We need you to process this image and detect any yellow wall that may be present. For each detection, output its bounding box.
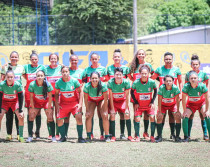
[1,44,210,74]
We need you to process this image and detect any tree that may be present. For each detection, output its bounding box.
[50,0,133,44]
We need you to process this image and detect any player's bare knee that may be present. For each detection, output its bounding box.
[135,117,140,122]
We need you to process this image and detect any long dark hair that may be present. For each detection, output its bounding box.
[90,71,102,96]
[36,70,48,100]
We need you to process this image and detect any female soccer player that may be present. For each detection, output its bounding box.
[156,75,181,142]
[26,70,55,142]
[84,71,110,142]
[82,53,108,140]
[1,51,25,141]
[0,70,24,142]
[108,67,134,142]
[185,55,209,140]
[107,49,133,140]
[131,65,157,142]
[46,53,62,140]
[151,52,183,140]
[130,49,154,140]
[23,50,47,139]
[182,71,210,142]
[55,66,86,143]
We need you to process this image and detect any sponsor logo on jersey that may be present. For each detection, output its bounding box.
[139,95,150,100]
[113,93,124,99]
[62,92,74,98]
[35,95,45,100]
[28,74,36,80]
[4,94,16,99]
[189,97,200,102]
[14,75,21,81]
[48,78,59,83]
[162,98,174,103]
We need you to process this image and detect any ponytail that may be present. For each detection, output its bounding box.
[43,78,48,100]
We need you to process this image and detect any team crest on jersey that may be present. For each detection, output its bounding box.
[71,86,74,90]
[122,88,125,91]
[148,88,151,91]
[198,92,200,96]
[171,94,174,97]
[14,90,17,94]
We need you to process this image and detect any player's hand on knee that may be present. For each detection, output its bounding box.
[19,112,24,119]
[175,111,181,119]
[204,111,210,118]
[156,112,163,119]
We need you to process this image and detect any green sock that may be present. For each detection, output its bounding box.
[120,119,125,135]
[151,122,156,137]
[175,123,181,137]
[126,119,131,136]
[157,123,162,137]
[144,120,149,133]
[105,135,109,138]
[19,126,24,138]
[204,117,210,136]
[35,115,41,134]
[110,120,115,137]
[50,121,55,137]
[134,120,140,137]
[201,120,208,136]
[182,117,189,137]
[58,124,66,138]
[64,123,69,136]
[91,117,94,135]
[47,123,52,136]
[99,118,104,136]
[169,123,175,135]
[77,125,83,138]
[56,123,59,136]
[87,132,91,139]
[188,119,193,136]
[28,120,34,137]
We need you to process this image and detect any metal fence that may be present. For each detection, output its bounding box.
[0,14,209,45]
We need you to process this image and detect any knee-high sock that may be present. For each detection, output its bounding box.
[126,119,131,136]
[175,123,181,137]
[201,120,208,136]
[188,119,193,137]
[6,108,14,135]
[144,120,149,133]
[182,117,189,137]
[134,120,140,137]
[120,119,125,135]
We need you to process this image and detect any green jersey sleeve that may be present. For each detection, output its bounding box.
[55,80,60,90]
[182,83,189,94]
[204,73,209,81]
[74,79,81,89]
[102,67,107,77]
[153,80,157,89]
[107,80,112,90]
[28,82,34,93]
[174,85,180,96]
[201,83,208,94]
[158,85,163,96]
[47,82,54,92]
[17,83,23,93]
[83,83,89,94]
[132,81,137,90]
[155,67,161,75]
[102,83,108,93]
[125,79,131,90]
[176,67,181,76]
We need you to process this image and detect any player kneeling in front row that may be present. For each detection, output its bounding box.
[26,70,56,143]
[108,67,134,142]
[156,75,182,142]
[0,70,24,142]
[131,65,157,142]
[55,66,86,143]
[182,71,210,142]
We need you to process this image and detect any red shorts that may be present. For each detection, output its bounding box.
[25,91,30,108]
[135,107,155,117]
[88,99,103,106]
[158,104,177,114]
[2,101,19,112]
[186,102,205,114]
[108,100,127,114]
[56,103,80,119]
[33,101,50,109]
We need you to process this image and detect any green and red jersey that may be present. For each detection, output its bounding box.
[107,64,130,79]
[107,78,131,101]
[158,84,180,106]
[82,65,107,82]
[28,80,53,102]
[23,64,47,92]
[132,78,157,109]
[154,65,181,87]
[185,70,209,84]
[1,63,25,85]
[83,82,108,102]
[55,77,80,105]
[182,82,208,104]
[132,63,154,81]
[0,80,23,102]
[46,65,62,94]
[69,67,84,84]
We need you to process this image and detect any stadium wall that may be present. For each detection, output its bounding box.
[0,44,210,74]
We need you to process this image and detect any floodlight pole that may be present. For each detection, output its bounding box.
[133,0,138,56]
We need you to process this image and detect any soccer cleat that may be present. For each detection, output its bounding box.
[188,136,191,140]
[105,136,111,143]
[91,134,94,140]
[55,135,60,140]
[128,136,135,142]
[17,135,20,141]
[135,136,140,142]
[86,137,92,143]
[182,136,189,142]
[111,136,116,142]
[35,133,40,140]
[100,135,105,141]
[48,135,52,140]
[120,134,127,140]
[170,134,176,140]
[51,137,57,143]
[175,136,182,142]
[155,136,162,143]
[5,135,12,141]
[26,137,33,143]
[58,137,66,143]
[78,137,86,143]
[143,132,150,140]
[203,135,209,141]
[150,136,155,143]
[19,137,25,143]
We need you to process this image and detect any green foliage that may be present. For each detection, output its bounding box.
[50,0,133,44]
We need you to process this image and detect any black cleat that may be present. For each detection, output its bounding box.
[175,136,182,142]
[155,136,162,143]
[78,137,86,143]
[203,135,209,141]
[86,137,92,143]
[105,136,111,143]
[58,137,66,143]
[170,134,175,140]
[182,136,189,142]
